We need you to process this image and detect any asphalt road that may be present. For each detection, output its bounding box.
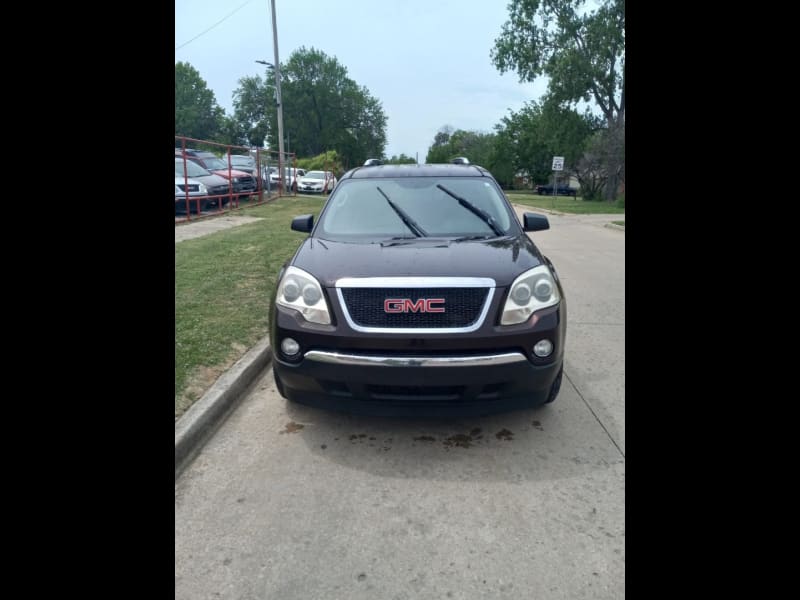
[175,209,625,599]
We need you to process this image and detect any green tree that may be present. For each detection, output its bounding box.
[175,62,224,141]
[235,47,387,169]
[232,74,271,148]
[214,114,247,147]
[487,125,519,188]
[491,0,624,199]
[425,126,454,164]
[296,150,344,175]
[384,154,417,164]
[491,100,597,189]
[424,127,496,168]
[575,122,624,200]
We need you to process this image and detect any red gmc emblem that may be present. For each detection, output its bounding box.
[384,298,445,313]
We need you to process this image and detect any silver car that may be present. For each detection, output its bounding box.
[175,175,208,214]
[174,158,231,210]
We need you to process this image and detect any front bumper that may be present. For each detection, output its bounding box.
[175,194,208,213]
[271,300,565,416]
[233,178,257,193]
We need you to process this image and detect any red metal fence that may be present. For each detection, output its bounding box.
[175,136,297,223]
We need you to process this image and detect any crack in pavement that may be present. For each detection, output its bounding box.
[565,370,625,459]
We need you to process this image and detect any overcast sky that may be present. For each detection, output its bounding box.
[175,0,549,161]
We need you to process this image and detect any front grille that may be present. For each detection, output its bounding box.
[176,184,199,192]
[341,287,489,329]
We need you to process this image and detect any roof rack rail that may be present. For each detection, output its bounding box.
[450,157,470,165]
[363,158,384,166]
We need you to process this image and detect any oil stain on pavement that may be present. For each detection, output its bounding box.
[279,421,305,434]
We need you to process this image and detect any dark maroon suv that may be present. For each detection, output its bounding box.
[269,160,566,416]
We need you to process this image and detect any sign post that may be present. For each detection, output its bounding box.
[551,156,564,209]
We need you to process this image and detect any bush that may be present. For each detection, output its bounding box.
[582,187,603,201]
[615,193,625,209]
[296,150,343,176]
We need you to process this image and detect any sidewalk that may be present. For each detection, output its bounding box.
[175,215,263,243]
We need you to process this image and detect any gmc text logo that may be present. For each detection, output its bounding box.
[384,298,446,313]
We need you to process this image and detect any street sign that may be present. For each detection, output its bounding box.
[552,156,564,171]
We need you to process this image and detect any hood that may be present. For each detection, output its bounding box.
[175,176,203,186]
[193,172,229,188]
[211,168,250,179]
[291,235,543,288]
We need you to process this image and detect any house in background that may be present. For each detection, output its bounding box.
[513,171,532,190]
[514,171,580,191]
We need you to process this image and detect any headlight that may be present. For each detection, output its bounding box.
[198,183,208,194]
[276,266,331,324]
[500,265,560,325]
[175,185,181,194]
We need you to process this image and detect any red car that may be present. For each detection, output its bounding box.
[175,150,258,204]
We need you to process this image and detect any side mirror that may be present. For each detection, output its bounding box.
[523,212,550,232]
[291,214,314,232]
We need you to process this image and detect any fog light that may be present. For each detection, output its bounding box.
[281,337,300,357]
[533,339,553,357]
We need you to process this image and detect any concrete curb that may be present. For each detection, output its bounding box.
[175,335,272,479]
[604,222,625,232]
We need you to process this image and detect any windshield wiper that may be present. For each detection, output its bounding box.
[452,234,494,242]
[380,237,423,247]
[377,187,427,237]
[436,184,504,237]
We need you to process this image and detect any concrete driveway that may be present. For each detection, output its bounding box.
[175,209,625,599]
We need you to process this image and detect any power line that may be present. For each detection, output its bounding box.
[175,0,254,51]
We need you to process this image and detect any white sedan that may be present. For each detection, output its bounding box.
[297,170,337,194]
[270,167,306,191]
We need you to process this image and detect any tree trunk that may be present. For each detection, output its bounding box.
[604,172,618,201]
[603,116,624,201]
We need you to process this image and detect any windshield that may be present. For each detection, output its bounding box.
[202,157,230,170]
[315,177,517,241]
[175,158,211,178]
[230,156,253,166]
[304,171,326,179]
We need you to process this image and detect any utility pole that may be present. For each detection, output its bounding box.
[270,0,285,190]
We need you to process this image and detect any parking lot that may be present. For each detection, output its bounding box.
[175,208,625,599]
